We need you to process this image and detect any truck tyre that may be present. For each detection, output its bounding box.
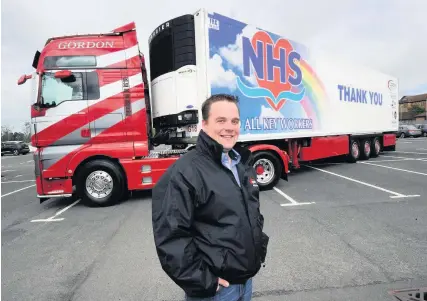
[360,139,371,160]
[252,151,282,191]
[371,137,381,157]
[77,159,125,207]
[347,139,360,163]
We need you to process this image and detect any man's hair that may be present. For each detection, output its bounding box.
[201,94,239,121]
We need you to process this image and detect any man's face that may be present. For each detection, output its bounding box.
[202,100,240,150]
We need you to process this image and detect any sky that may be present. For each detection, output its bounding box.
[1,0,427,131]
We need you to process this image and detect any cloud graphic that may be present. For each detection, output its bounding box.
[209,54,238,91]
[259,105,284,125]
[217,25,259,86]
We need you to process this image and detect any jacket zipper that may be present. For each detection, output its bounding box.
[223,167,258,267]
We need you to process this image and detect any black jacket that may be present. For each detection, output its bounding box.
[152,130,269,298]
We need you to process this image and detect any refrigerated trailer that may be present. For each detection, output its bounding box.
[17,9,398,206]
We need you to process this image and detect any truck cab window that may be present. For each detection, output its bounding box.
[40,72,83,107]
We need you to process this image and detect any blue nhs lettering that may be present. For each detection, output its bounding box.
[337,84,383,106]
[242,36,302,85]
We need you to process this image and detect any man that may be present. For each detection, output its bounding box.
[152,94,269,300]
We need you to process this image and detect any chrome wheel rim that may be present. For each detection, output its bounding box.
[364,142,371,156]
[254,158,275,184]
[85,170,113,199]
[375,140,381,153]
[352,143,359,158]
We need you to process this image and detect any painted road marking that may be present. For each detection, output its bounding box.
[31,200,80,223]
[273,187,315,207]
[1,180,36,184]
[358,161,427,176]
[394,151,427,155]
[369,159,413,162]
[1,184,36,197]
[381,155,427,160]
[304,165,419,199]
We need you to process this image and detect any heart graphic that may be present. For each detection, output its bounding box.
[251,31,298,111]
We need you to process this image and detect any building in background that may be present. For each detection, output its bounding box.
[399,93,427,124]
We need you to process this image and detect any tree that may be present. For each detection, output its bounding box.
[410,104,426,115]
[22,122,31,143]
[1,125,13,141]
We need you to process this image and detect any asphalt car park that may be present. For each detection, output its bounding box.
[2,138,427,301]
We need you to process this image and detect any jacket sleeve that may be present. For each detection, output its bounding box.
[151,167,218,298]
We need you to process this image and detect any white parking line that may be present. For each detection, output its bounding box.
[394,151,427,155]
[304,165,419,199]
[273,187,315,207]
[1,184,36,197]
[369,159,413,162]
[2,170,15,172]
[382,155,427,160]
[1,180,36,183]
[31,199,80,223]
[358,161,427,176]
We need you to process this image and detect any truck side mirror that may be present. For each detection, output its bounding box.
[17,74,32,85]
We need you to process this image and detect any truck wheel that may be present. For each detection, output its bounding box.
[77,159,125,207]
[252,151,282,191]
[360,139,371,160]
[371,138,381,157]
[347,139,360,163]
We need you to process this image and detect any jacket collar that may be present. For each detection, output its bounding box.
[195,130,252,165]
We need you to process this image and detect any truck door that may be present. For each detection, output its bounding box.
[33,71,91,148]
[88,69,125,144]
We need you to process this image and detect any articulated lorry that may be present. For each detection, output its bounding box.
[18,9,398,207]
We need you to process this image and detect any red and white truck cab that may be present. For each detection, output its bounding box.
[18,22,183,206]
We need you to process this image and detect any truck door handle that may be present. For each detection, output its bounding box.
[81,128,91,138]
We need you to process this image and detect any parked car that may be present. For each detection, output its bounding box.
[1,141,30,156]
[396,125,422,138]
[415,124,427,137]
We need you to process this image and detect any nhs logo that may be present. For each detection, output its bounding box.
[209,17,219,30]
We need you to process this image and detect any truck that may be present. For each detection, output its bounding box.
[17,9,398,207]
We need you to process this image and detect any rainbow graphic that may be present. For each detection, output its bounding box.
[207,12,329,135]
[293,59,329,130]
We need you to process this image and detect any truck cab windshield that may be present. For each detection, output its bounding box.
[40,72,83,107]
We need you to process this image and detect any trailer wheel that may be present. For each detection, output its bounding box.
[371,138,381,157]
[360,139,371,160]
[252,151,282,191]
[347,139,360,163]
[77,159,125,207]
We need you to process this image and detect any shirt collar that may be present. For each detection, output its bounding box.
[222,149,241,165]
